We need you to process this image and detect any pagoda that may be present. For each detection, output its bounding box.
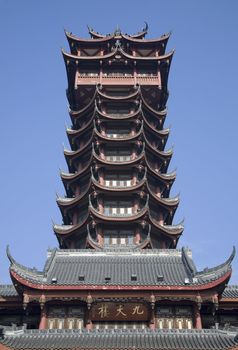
[0,24,238,350]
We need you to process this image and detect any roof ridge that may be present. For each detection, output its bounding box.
[3,328,237,336]
[224,284,238,289]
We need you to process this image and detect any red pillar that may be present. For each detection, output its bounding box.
[156,186,161,197]
[99,169,104,185]
[86,320,93,330]
[135,227,141,244]
[39,305,47,330]
[97,226,103,246]
[86,297,93,330]
[149,308,156,330]
[158,212,164,225]
[193,303,202,329]
[98,198,104,214]
[132,171,137,185]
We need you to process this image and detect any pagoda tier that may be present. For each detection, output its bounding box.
[65,25,169,57]
[62,47,173,110]
[56,29,182,250]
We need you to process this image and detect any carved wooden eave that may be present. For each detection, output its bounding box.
[89,203,148,224]
[65,29,114,43]
[141,93,167,117]
[86,223,152,251]
[66,115,95,146]
[62,47,174,68]
[148,214,184,238]
[96,85,140,100]
[91,171,147,194]
[94,121,143,143]
[146,182,179,208]
[53,214,89,236]
[63,135,93,164]
[144,132,173,158]
[69,89,97,117]
[60,156,92,183]
[95,101,142,121]
[92,146,145,167]
[145,158,176,184]
[121,32,170,44]
[56,181,92,209]
[143,114,170,140]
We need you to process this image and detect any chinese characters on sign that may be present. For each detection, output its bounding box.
[90,303,149,321]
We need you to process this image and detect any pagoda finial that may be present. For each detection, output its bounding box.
[64,28,70,36]
[87,24,93,32]
[114,24,121,36]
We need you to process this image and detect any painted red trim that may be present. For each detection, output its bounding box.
[10,270,231,292]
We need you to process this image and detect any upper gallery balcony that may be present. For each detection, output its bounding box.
[75,71,160,86]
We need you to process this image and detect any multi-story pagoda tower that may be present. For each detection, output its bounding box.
[56,25,182,251]
[0,25,238,350]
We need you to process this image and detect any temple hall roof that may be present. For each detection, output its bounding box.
[0,328,238,350]
[7,247,235,290]
[0,285,18,297]
[222,285,238,299]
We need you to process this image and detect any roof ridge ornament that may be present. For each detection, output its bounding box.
[182,246,197,277]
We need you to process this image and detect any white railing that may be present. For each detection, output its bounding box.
[105,155,131,162]
[104,207,133,216]
[104,180,132,187]
[106,133,130,139]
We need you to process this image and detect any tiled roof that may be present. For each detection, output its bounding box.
[8,247,235,288]
[0,329,238,350]
[222,285,238,299]
[0,285,18,297]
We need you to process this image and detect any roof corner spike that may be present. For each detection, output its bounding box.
[143,21,149,32]
[87,24,92,33]
[228,246,236,265]
[6,245,15,265]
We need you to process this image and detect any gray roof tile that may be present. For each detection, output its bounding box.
[0,329,238,350]
[0,285,18,297]
[8,248,234,288]
[222,285,238,298]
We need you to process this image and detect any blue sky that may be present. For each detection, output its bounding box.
[0,0,238,283]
